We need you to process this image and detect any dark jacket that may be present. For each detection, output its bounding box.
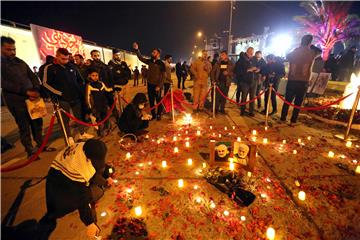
[175,62,182,76]
[43,63,85,102]
[262,61,285,87]
[135,49,165,88]
[234,52,256,85]
[1,56,41,108]
[118,103,148,134]
[211,59,235,87]
[108,60,131,86]
[86,81,113,112]
[88,60,113,87]
[339,50,355,70]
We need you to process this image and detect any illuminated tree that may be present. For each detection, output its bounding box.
[294,1,360,60]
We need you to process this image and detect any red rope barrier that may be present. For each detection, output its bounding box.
[174,87,212,107]
[273,90,353,111]
[120,96,129,104]
[145,91,170,112]
[62,98,117,127]
[216,86,265,106]
[1,115,56,173]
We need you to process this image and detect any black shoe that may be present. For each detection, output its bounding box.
[260,110,266,115]
[219,109,226,114]
[156,115,161,121]
[248,112,255,117]
[269,110,277,116]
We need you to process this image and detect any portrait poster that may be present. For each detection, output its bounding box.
[312,73,331,95]
[307,72,319,93]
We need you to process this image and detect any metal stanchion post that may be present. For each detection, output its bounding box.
[212,83,216,118]
[335,86,360,141]
[265,84,273,127]
[170,84,175,123]
[53,103,70,146]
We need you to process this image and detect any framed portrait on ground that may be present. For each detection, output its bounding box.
[209,140,257,171]
[312,73,331,95]
[307,72,319,93]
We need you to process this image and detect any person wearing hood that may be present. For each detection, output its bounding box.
[132,42,165,120]
[37,139,113,239]
[118,93,151,135]
[234,47,259,116]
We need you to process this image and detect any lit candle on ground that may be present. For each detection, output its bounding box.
[223,210,229,216]
[173,136,177,141]
[185,141,190,147]
[157,139,161,144]
[184,113,192,125]
[263,138,268,144]
[295,180,300,187]
[193,185,199,190]
[307,136,311,141]
[247,172,252,177]
[202,162,207,168]
[210,125,213,130]
[355,166,360,174]
[252,130,257,135]
[126,188,133,193]
[126,152,131,159]
[100,211,107,217]
[134,206,142,216]
[145,135,149,139]
[237,137,241,142]
[346,141,352,148]
[196,130,201,136]
[187,158,193,166]
[218,134,222,138]
[240,216,246,221]
[232,126,236,130]
[135,171,139,175]
[210,201,216,209]
[298,191,306,201]
[293,150,297,154]
[162,161,167,168]
[229,162,235,171]
[298,138,302,143]
[328,151,335,158]
[139,163,144,167]
[261,193,267,198]
[282,140,286,144]
[196,197,202,204]
[178,179,184,188]
[251,136,257,142]
[113,179,118,184]
[266,227,275,240]
[224,126,228,131]
[174,147,179,153]
[148,161,152,165]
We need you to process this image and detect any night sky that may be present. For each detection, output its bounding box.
[2,1,360,61]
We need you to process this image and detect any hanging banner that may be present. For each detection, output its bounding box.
[30,24,85,63]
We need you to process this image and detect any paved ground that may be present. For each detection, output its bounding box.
[1,78,360,240]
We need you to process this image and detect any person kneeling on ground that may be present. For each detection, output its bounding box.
[118,93,151,135]
[37,139,113,239]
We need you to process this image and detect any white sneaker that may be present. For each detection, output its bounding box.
[68,137,75,145]
[79,132,95,140]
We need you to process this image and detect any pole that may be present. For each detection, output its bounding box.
[265,84,273,127]
[54,103,70,146]
[344,86,360,140]
[170,84,175,123]
[213,83,216,118]
[228,0,233,54]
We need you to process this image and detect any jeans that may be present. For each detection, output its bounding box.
[239,81,256,114]
[255,81,263,109]
[215,82,229,112]
[263,79,279,113]
[7,105,43,155]
[280,80,308,123]
[147,83,162,118]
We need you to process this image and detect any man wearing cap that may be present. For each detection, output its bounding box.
[190,49,212,112]
[132,42,165,120]
[37,139,113,239]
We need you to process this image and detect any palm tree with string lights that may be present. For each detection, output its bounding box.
[294,1,360,61]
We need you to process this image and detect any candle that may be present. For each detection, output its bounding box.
[252,130,257,135]
[202,162,207,168]
[355,166,360,174]
[293,150,297,154]
[139,163,144,167]
[298,138,302,143]
[298,191,306,201]
[126,152,131,159]
[210,201,216,209]
[113,179,118,184]
[251,136,257,142]
[328,151,335,158]
[184,113,192,125]
[145,135,149,139]
[263,138,268,144]
[260,193,267,198]
[229,162,235,171]
[224,127,228,131]
[266,227,275,240]
[295,180,300,187]
[223,210,229,216]
[174,147,179,153]
[265,126,268,131]
[148,161,152,165]
[134,206,142,216]
[237,137,241,142]
[196,197,202,204]
[282,140,287,144]
[162,161,167,168]
[232,126,236,130]
[187,158,193,166]
[173,136,177,141]
[135,171,139,175]
[193,185,199,190]
[126,188,133,193]
[157,139,161,144]
[185,141,190,147]
[247,172,252,177]
[346,141,352,147]
[240,216,246,221]
[218,134,222,138]
[196,130,201,136]
[210,125,213,130]
[100,211,107,217]
[307,136,311,140]
[178,179,184,188]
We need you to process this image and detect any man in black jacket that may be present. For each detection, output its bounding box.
[1,36,55,158]
[252,51,267,110]
[234,47,259,116]
[43,48,93,142]
[133,42,165,120]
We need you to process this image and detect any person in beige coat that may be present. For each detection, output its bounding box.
[190,50,212,112]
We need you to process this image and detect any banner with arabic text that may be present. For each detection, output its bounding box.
[30,24,85,64]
